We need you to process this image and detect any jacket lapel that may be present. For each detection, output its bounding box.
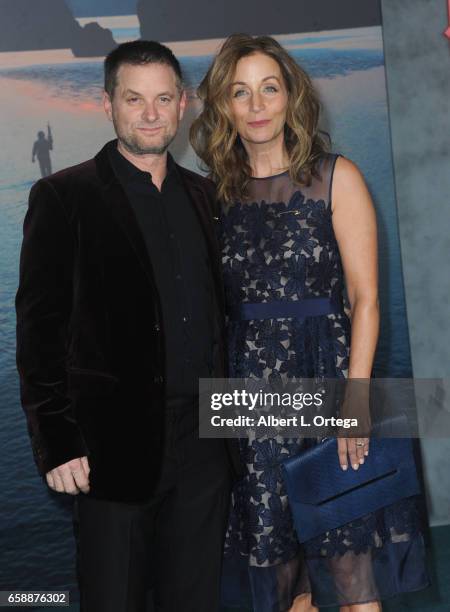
[177,166,225,313]
[95,143,158,291]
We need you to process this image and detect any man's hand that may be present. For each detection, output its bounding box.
[46,456,90,494]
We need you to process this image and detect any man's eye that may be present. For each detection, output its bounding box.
[159,96,171,103]
[127,97,140,103]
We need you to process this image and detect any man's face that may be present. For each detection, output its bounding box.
[103,62,186,155]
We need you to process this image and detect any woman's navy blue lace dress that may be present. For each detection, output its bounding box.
[220,155,429,610]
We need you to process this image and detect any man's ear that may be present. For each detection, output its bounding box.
[178,89,187,121]
[103,91,113,122]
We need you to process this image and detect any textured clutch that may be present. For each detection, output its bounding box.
[281,429,421,543]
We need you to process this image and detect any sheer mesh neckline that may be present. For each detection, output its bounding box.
[248,170,289,181]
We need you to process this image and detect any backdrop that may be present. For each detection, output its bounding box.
[381,0,450,530]
[0,0,416,599]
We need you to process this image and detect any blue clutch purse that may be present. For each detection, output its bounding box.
[281,430,421,543]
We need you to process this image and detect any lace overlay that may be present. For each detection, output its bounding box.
[221,155,428,609]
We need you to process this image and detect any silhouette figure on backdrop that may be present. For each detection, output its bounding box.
[32,124,53,177]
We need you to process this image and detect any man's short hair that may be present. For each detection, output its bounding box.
[104,40,183,98]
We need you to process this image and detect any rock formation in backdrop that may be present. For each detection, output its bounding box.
[0,0,117,56]
[137,0,381,42]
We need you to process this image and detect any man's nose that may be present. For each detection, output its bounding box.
[141,101,159,122]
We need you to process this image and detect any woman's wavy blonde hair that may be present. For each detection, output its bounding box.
[190,33,329,203]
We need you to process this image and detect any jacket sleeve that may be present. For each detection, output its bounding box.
[16,179,88,475]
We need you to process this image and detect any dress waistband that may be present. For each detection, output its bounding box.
[229,297,343,321]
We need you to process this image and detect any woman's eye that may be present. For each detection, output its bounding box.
[263,85,278,93]
[233,89,248,98]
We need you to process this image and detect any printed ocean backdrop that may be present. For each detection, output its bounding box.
[0,24,412,597]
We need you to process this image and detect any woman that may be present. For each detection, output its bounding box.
[190,34,428,612]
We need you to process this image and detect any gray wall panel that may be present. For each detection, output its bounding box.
[381,0,450,525]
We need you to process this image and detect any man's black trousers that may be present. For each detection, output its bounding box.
[73,397,232,612]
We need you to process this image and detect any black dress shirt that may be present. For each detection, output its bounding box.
[107,141,214,399]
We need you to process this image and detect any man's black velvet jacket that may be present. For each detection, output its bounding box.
[16,142,235,503]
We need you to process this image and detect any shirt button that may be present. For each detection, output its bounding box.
[154,323,160,332]
[169,233,175,239]
[182,316,188,323]
[175,274,182,280]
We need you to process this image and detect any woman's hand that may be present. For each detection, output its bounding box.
[337,436,370,471]
[337,378,371,471]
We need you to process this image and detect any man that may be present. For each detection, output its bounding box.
[16,41,236,612]
[31,123,53,177]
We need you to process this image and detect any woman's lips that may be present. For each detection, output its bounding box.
[247,119,271,128]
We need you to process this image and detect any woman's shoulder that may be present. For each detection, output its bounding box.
[316,153,364,188]
[329,156,372,215]
[330,155,366,190]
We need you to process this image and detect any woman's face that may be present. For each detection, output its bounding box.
[228,52,288,148]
